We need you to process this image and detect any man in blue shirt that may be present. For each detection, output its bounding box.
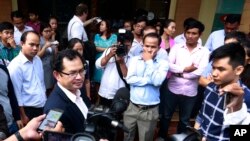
[123,33,169,141]
[195,43,250,141]
[8,31,47,125]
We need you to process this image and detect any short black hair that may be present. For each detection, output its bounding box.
[224,31,247,44]
[242,39,250,58]
[40,22,51,34]
[142,26,157,36]
[143,32,161,46]
[184,20,204,34]
[75,3,88,16]
[28,9,39,16]
[210,42,245,68]
[163,19,175,28]
[11,10,24,20]
[54,49,85,72]
[120,30,134,43]
[48,15,58,23]
[0,22,14,32]
[68,38,84,49]
[20,31,40,43]
[134,15,148,25]
[225,14,241,24]
[183,17,196,28]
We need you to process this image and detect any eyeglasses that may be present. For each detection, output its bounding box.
[59,68,86,79]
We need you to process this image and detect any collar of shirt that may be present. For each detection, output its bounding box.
[180,43,203,53]
[14,26,32,33]
[133,38,143,45]
[57,82,80,103]
[0,41,4,49]
[0,41,11,49]
[18,51,33,64]
[73,15,84,26]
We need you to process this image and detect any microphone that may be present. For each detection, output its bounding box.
[85,87,130,134]
[111,120,129,133]
[110,87,130,114]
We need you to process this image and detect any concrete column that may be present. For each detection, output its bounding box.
[239,0,250,34]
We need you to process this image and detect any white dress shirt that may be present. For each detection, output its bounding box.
[14,26,33,45]
[224,103,250,125]
[7,52,46,107]
[95,48,131,99]
[67,15,88,42]
[57,83,88,119]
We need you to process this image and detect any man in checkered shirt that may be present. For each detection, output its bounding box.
[194,43,250,141]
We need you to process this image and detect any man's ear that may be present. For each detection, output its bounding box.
[247,58,250,65]
[235,65,244,76]
[20,41,24,46]
[53,71,60,80]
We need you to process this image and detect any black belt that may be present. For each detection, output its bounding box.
[131,101,158,110]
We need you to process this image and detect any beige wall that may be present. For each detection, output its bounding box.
[239,0,250,34]
[173,0,201,36]
[169,0,177,19]
[198,0,218,44]
[12,0,18,11]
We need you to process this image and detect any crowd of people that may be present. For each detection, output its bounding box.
[1,2,250,141]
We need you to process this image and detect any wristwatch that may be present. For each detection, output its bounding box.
[15,131,24,141]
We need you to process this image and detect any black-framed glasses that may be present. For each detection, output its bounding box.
[59,68,86,79]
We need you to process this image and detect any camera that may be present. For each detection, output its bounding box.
[43,87,130,141]
[115,29,133,57]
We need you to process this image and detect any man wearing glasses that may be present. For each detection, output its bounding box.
[44,49,91,134]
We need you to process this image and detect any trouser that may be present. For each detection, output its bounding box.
[123,102,159,141]
[23,106,43,120]
[159,87,197,139]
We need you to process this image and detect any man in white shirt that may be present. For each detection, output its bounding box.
[8,31,47,125]
[67,3,97,42]
[95,31,133,107]
[11,11,33,46]
[205,14,241,52]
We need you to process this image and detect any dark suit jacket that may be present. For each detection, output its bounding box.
[44,84,91,134]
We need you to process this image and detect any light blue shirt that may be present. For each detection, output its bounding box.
[205,29,225,52]
[8,52,46,107]
[201,61,213,77]
[126,54,169,105]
